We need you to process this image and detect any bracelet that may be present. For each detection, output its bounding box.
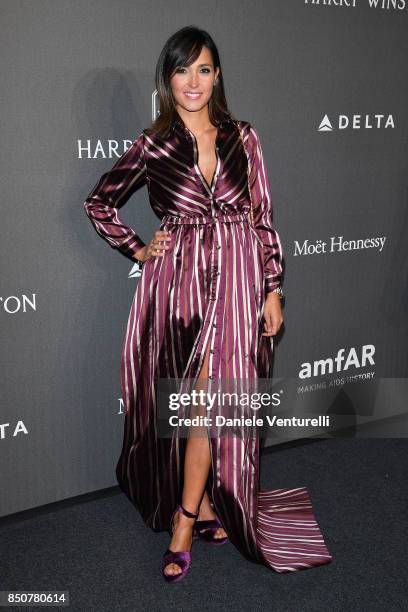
[272,286,284,299]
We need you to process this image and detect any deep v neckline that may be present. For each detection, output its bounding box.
[185,126,221,196]
[199,160,217,192]
[197,136,218,191]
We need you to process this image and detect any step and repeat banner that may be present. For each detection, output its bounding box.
[1,1,407,517]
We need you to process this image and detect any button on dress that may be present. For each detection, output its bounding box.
[83,113,333,573]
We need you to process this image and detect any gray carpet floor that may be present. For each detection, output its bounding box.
[0,439,406,612]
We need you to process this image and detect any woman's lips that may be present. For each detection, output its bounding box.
[184,92,202,99]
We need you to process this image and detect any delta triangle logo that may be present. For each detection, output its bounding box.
[318,115,333,131]
[129,262,143,279]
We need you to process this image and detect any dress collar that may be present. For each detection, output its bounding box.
[172,110,233,133]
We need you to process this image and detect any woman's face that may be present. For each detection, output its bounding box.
[170,46,220,116]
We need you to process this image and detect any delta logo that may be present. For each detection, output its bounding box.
[318,113,395,131]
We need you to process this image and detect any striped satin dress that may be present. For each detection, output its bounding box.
[83,112,333,573]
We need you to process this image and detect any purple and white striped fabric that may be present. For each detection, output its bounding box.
[83,112,332,573]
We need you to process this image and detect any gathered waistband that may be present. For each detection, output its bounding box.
[161,212,249,226]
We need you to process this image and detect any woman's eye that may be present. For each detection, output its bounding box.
[174,67,212,74]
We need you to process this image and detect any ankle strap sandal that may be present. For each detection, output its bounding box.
[162,504,199,583]
[193,511,229,546]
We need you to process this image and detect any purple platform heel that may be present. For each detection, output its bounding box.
[193,506,229,546]
[162,503,199,583]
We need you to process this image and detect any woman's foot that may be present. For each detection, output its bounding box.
[163,507,197,578]
[197,492,227,540]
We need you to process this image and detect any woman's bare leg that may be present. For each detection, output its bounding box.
[163,343,227,577]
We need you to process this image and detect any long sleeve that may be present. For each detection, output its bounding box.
[246,125,284,294]
[83,131,147,261]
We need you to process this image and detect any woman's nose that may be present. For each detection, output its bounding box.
[188,74,199,87]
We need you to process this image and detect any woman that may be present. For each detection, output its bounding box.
[83,26,333,582]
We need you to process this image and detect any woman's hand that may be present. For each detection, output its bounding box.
[134,230,171,262]
[262,291,284,337]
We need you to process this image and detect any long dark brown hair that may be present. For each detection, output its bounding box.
[145,25,236,138]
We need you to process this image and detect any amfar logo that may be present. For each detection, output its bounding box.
[299,345,375,379]
[318,114,395,131]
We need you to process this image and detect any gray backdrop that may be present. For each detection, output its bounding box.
[1,0,407,517]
